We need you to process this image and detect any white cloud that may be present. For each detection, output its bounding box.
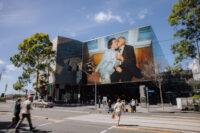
[126,12,135,25]
[138,9,149,19]
[94,11,123,23]
[6,64,18,72]
[0,60,5,65]
[70,32,76,37]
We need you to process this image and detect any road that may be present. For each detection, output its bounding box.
[0,101,200,133]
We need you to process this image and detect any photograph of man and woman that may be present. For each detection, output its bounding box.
[83,32,145,84]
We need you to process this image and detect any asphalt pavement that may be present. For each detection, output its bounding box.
[0,101,200,133]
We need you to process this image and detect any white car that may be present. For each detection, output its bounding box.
[32,99,53,108]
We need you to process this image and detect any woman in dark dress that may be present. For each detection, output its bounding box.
[7,98,22,129]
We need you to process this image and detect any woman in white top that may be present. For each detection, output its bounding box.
[95,38,120,83]
[114,99,123,126]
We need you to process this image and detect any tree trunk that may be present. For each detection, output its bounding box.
[35,56,40,98]
[195,37,200,64]
[159,81,164,111]
[36,70,39,91]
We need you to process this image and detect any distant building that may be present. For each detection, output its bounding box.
[188,58,200,81]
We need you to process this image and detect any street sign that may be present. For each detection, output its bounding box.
[148,90,155,93]
[47,84,51,92]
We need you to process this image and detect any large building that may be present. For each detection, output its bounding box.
[50,25,169,104]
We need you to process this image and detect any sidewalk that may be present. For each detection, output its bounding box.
[53,103,200,114]
[99,105,200,114]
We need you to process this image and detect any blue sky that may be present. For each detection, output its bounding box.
[0,0,190,94]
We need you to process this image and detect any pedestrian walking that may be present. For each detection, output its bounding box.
[114,99,124,126]
[7,98,22,129]
[98,97,101,108]
[15,96,35,132]
[65,98,68,104]
[107,99,112,113]
[130,99,136,113]
[121,100,126,113]
[136,99,138,106]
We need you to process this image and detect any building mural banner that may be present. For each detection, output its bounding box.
[83,26,156,84]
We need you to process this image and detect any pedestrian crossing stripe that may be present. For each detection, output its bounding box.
[0,112,61,122]
[114,126,180,133]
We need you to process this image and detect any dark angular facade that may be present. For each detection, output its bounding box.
[49,26,192,105]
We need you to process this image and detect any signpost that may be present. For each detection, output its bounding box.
[47,84,51,93]
[148,90,155,93]
[146,87,149,112]
[147,89,155,112]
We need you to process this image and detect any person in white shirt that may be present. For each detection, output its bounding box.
[114,99,124,126]
[130,99,136,113]
[15,96,35,132]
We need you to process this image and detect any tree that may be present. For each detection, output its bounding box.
[168,0,200,64]
[189,80,200,94]
[172,65,182,76]
[10,33,55,96]
[164,66,172,72]
[13,81,23,92]
[142,62,164,110]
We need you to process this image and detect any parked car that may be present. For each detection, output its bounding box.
[32,99,53,108]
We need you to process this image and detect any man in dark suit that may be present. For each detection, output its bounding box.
[111,36,142,82]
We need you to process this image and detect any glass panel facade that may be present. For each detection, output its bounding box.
[55,37,83,84]
[138,26,152,42]
[152,29,169,72]
[87,40,98,50]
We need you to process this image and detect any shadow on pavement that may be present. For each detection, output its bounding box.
[0,122,51,133]
[0,111,11,113]
[15,128,52,133]
[0,121,26,132]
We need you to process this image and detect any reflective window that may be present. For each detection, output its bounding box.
[87,40,98,50]
[138,26,151,41]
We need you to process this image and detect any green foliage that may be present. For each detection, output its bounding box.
[165,66,172,71]
[13,94,26,99]
[172,65,183,76]
[10,33,55,95]
[189,80,200,94]
[192,94,200,98]
[164,65,182,76]
[13,81,23,91]
[164,65,193,78]
[168,0,200,64]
